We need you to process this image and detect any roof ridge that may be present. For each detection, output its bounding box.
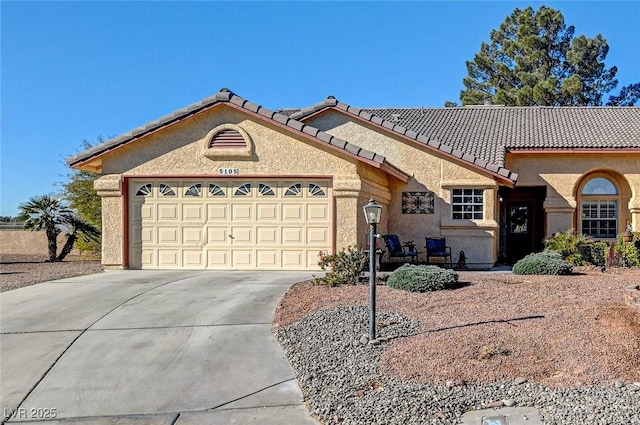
[67,89,403,177]
[297,97,517,184]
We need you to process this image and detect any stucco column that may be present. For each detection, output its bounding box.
[629,197,640,230]
[94,174,124,269]
[333,178,363,251]
[543,196,576,237]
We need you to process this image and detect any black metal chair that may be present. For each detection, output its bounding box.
[382,234,419,264]
[425,237,453,268]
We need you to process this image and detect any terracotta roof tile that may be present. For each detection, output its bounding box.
[67,89,411,182]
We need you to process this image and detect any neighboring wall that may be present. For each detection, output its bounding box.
[0,230,79,256]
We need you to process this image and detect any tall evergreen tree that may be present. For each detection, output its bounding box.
[461,6,639,106]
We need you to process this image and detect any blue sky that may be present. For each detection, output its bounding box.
[2,1,639,216]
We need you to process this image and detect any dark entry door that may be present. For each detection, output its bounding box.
[499,186,546,264]
[506,203,534,264]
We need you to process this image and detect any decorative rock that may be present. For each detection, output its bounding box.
[484,400,504,408]
[368,338,381,346]
[513,377,528,385]
[503,399,516,407]
[626,384,640,391]
[455,379,466,387]
[615,380,625,388]
[359,335,369,345]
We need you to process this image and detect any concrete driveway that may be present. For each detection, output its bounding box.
[1,271,319,424]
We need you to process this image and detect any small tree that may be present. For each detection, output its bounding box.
[18,194,100,262]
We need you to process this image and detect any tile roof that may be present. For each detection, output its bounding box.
[282,99,640,169]
[67,89,409,182]
[285,98,518,182]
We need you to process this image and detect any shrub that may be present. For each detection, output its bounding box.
[314,246,366,287]
[544,230,593,265]
[615,232,640,267]
[387,264,458,292]
[512,251,573,275]
[580,240,608,268]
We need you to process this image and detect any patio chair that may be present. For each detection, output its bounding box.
[425,237,453,268]
[382,234,419,264]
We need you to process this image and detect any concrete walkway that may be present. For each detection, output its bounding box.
[1,271,319,424]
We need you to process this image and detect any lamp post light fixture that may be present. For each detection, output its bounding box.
[363,198,383,341]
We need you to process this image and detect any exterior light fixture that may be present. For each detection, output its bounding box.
[363,198,383,341]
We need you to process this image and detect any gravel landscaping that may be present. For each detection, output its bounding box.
[0,254,103,292]
[275,268,640,424]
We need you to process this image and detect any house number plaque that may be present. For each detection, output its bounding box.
[218,168,239,175]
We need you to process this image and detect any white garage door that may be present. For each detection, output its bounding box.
[128,179,332,270]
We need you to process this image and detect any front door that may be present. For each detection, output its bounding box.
[499,187,546,264]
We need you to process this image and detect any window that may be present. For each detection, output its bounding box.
[309,183,326,197]
[208,184,225,197]
[285,183,302,196]
[581,177,618,238]
[136,184,152,197]
[452,189,483,220]
[185,184,202,197]
[159,183,176,196]
[234,183,252,196]
[258,183,275,196]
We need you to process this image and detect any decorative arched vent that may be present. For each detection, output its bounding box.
[203,124,253,159]
[209,129,247,149]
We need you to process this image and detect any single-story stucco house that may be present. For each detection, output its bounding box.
[67,88,640,270]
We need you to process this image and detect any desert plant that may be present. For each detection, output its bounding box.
[544,230,593,265]
[615,232,640,267]
[314,246,367,287]
[478,342,510,359]
[387,264,458,292]
[580,240,609,268]
[512,251,573,275]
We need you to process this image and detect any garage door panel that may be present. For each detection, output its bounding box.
[183,250,204,268]
[257,203,278,220]
[230,227,252,244]
[306,250,321,268]
[307,204,330,221]
[141,250,154,268]
[206,227,229,245]
[207,250,229,267]
[257,250,279,268]
[158,204,179,220]
[307,227,329,245]
[158,250,180,268]
[207,204,228,220]
[257,227,278,244]
[282,204,303,221]
[231,204,252,220]
[282,227,303,244]
[158,227,179,244]
[182,227,204,244]
[232,250,252,267]
[282,251,304,268]
[182,204,204,222]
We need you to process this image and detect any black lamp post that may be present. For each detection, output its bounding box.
[363,198,383,341]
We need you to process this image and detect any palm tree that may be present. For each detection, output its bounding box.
[18,195,69,261]
[56,213,100,261]
[18,194,100,262]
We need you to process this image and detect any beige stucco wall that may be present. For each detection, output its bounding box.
[306,111,499,268]
[507,152,640,237]
[0,230,79,256]
[94,105,377,268]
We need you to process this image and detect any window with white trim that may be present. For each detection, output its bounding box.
[581,177,618,238]
[452,188,484,220]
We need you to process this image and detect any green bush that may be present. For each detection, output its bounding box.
[615,232,640,267]
[387,264,458,292]
[314,246,367,287]
[544,230,593,265]
[512,251,573,275]
[580,240,608,268]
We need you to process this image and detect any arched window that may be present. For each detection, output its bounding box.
[580,176,618,238]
